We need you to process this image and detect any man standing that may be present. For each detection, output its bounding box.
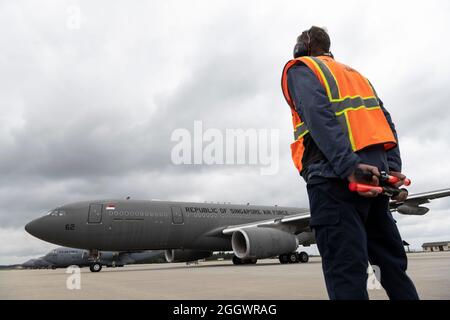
[281,26,419,300]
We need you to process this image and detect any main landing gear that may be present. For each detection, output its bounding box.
[279,251,309,264]
[232,256,258,265]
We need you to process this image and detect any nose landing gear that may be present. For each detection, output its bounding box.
[88,249,103,272]
[89,263,102,272]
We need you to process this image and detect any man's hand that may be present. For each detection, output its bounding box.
[390,171,408,201]
[392,188,408,202]
[348,163,380,198]
[390,171,407,188]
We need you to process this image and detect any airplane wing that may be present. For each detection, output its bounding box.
[222,188,450,234]
[390,188,450,215]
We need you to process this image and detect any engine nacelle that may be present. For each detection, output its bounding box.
[165,249,212,263]
[296,231,316,246]
[231,227,298,259]
[397,204,429,215]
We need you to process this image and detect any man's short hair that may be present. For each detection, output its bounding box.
[306,26,331,53]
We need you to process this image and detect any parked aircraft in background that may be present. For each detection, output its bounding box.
[22,247,165,272]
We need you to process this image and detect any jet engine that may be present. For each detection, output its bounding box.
[165,249,212,263]
[231,227,298,259]
[397,204,429,216]
[296,231,316,246]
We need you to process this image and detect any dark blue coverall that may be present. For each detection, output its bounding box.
[287,64,419,300]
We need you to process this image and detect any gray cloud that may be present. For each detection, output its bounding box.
[0,0,449,263]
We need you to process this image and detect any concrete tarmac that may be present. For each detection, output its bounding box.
[1,252,449,300]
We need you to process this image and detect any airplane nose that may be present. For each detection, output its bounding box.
[25,218,46,240]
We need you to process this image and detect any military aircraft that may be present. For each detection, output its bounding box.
[25,188,450,265]
[42,247,165,272]
[22,247,164,272]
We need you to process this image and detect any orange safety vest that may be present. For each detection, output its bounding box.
[281,55,397,173]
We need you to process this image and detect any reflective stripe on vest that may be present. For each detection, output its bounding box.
[294,122,309,141]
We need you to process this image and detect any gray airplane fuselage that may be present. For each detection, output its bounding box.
[25,200,308,252]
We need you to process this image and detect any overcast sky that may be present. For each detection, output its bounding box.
[1,0,449,264]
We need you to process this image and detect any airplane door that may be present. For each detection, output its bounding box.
[88,204,103,223]
[171,206,184,224]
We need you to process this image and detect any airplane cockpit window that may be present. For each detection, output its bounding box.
[47,209,66,217]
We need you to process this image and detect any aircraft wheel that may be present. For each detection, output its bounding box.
[243,258,257,264]
[298,251,309,263]
[232,256,242,265]
[279,254,289,264]
[90,263,102,272]
[288,253,299,263]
